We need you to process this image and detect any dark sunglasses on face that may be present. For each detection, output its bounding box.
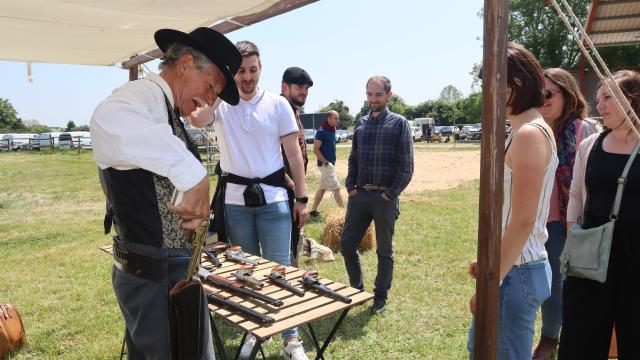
[543,89,560,100]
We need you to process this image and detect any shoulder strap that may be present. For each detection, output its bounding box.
[610,140,640,220]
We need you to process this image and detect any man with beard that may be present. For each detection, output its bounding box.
[280,66,313,267]
[91,27,241,359]
[340,76,414,315]
[190,41,310,360]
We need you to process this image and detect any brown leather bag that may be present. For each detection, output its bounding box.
[0,303,26,359]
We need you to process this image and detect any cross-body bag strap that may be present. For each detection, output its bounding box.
[610,140,640,221]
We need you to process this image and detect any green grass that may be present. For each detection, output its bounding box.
[0,148,480,359]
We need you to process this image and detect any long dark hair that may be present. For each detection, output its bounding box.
[506,43,545,115]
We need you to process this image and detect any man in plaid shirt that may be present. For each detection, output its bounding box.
[340,76,414,315]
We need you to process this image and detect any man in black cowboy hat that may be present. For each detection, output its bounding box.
[91,27,241,359]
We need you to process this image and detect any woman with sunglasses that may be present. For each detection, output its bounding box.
[531,68,600,359]
[467,43,558,359]
[558,70,640,359]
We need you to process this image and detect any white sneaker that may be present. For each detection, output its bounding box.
[282,341,309,360]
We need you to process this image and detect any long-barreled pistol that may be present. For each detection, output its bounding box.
[302,269,352,304]
[268,266,304,297]
[225,246,258,266]
[233,266,263,289]
[203,247,222,268]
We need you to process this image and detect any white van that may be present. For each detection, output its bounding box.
[0,133,38,150]
[39,132,62,149]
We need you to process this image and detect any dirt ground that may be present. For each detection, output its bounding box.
[329,145,481,193]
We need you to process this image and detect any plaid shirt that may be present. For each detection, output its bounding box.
[346,108,414,198]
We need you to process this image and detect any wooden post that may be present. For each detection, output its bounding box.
[474,0,508,358]
[129,65,138,81]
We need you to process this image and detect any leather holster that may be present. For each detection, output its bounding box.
[168,280,205,360]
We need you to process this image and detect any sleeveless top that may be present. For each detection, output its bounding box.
[503,122,559,265]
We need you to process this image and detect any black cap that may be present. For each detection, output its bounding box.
[155,27,241,105]
[282,67,313,86]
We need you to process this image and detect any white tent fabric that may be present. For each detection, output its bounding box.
[0,0,279,66]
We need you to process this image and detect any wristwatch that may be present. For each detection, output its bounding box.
[295,196,309,204]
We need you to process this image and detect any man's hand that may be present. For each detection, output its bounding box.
[381,192,392,202]
[470,292,477,315]
[348,189,358,198]
[293,202,309,227]
[187,98,221,128]
[468,260,478,279]
[166,176,210,230]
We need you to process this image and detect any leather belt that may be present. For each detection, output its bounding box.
[360,184,387,191]
[113,240,167,282]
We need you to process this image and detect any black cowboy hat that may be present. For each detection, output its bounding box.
[155,27,241,105]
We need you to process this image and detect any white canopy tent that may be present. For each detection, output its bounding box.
[0,0,315,66]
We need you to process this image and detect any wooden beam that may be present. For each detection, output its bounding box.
[121,0,318,69]
[474,0,507,358]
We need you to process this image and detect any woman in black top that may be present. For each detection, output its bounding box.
[559,70,640,359]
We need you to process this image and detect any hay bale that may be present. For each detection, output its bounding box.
[321,208,375,253]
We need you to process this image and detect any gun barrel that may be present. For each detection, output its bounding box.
[204,248,222,267]
[303,278,352,304]
[206,292,274,325]
[268,274,305,297]
[204,274,283,307]
[226,252,258,266]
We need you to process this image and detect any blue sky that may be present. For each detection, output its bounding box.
[0,0,484,128]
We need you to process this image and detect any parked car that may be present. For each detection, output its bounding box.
[411,126,422,142]
[0,133,38,150]
[460,125,473,140]
[467,123,482,140]
[304,129,316,144]
[58,133,73,149]
[38,132,61,149]
[335,130,348,143]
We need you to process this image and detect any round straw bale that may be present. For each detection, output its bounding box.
[320,208,375,253]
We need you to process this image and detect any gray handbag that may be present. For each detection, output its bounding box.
[560,140,640,283]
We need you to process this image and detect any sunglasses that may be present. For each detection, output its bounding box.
[543,89,560,100]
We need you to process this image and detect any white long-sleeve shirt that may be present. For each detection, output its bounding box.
[90,73,206,192]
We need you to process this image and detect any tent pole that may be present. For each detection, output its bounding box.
[474,0,507,358]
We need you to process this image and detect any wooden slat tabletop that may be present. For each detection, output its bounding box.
[99,245,374,340]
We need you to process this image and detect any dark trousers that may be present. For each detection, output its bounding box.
[340,189,399,299]
[112,242,214,360]
[558,233,640,360]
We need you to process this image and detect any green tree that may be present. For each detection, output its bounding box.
[0,98,25,131]
[65,121,76,132]
[23,119,51,134]
[439,85,463,104]
[507,0,640,69]
[355,94,415,120]
[319,100,355,130]
[458,92,483,124]
[74,125,90,131]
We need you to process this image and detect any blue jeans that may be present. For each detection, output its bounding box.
[468,258,552,360]
[225,201,297,339]
[540,221,566,339]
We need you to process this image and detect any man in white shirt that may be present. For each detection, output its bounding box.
[190,40,309,360]
[91,27,241,359]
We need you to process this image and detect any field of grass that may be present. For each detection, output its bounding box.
[0,147,481,359]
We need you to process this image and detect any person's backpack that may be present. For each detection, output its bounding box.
[0,303,26,358]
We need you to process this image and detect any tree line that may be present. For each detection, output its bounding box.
[0,98,88,133]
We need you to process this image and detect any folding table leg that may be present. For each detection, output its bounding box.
[210,312,227,360]
[234,332,248,360]
[314,309,350,360]
[306,324,324,360]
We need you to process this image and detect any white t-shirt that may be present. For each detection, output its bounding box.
[214,87,298,205]
[90,73,207,192]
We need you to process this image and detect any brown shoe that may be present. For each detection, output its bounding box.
[532,335,558,360]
